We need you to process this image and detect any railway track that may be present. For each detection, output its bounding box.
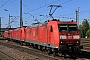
[0,38,90,60]
[0,41,61,60]
[81,38,90,52]
[0,50,19,60]
[65,51,90,59]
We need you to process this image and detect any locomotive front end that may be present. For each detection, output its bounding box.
[58,21,83,52]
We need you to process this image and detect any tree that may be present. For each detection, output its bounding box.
[80,19,89,38]
[79,24,83,38]
[86,29,90,38]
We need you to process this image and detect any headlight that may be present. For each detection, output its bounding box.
[61,42,63,44]
[76,41,79,44]
[61,41,64,44]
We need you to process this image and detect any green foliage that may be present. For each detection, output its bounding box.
[86,29,90,38]
[82,19,89,33]
[79,19,90,38]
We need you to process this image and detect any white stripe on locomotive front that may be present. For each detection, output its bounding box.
[60,35,80,39]
[60,35,66,39]
[73,35,80,39]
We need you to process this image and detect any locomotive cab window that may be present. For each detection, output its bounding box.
[58,24,78,32]
[68,24,78,32]
[58,24,67,32]
[50,26,53,32]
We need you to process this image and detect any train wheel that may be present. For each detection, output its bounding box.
[31,43,34,48]
[29,43,32,47]
[74,46,81,53]
[20,41,24,46]
[53,49,58,57]
[38,45,41,50]
[58,53,62,57]
[8,38,10,41]
[26,42,29,46]
[53,52,58,57]
[58,51,62,57]
[42,46,46,52]
[47,48,52,54]
[39,45,43,50]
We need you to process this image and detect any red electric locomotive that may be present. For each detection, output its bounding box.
[22,20,82,55]
[4,19,83,56]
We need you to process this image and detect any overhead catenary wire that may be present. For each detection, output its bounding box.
[28,0,61,13]
[54,9,90,21]
[60,0,72,5]
[22,0,61,16]
[23,0,73,17]
[35,0,73,17]
[22,0,74,26]
[59,10,90,16]
[6,16,20,28]
[22,0,61,20]
[31,0,73,13]
[23,3,30,11]
[22,0,90,24]
[0,0,10,8]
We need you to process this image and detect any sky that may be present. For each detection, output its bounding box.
[0,0,90,28]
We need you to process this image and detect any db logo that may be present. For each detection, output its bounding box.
[68,36,72,39]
